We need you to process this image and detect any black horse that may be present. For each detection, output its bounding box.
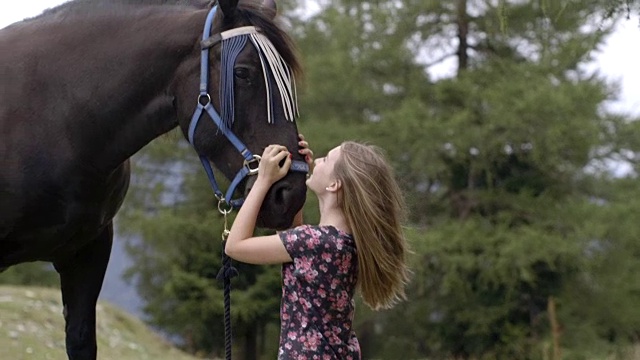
[0,0,307,358]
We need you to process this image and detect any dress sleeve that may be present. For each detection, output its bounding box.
[278,225,320,260]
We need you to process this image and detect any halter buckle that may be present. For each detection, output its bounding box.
[243,154,261,175]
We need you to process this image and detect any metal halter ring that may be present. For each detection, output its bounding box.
[244,154,261,175]
[198,93,211,106]
[218,198,233,215]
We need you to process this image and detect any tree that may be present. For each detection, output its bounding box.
[109,0,640,358]
[289,0,640,358]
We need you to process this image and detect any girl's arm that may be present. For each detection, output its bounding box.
[224,145,294,265]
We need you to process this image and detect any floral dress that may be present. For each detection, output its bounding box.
[277,225,361,360]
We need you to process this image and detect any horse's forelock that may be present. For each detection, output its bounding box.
[233,2,302,78]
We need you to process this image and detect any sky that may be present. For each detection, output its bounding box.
[1,1,639,116]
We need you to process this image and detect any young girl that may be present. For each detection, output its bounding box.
[225,136,410,359]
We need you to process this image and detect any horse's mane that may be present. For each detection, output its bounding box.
[32,0,210,21]
[30,0,301,77]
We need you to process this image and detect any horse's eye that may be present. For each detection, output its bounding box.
[234,67,250,79]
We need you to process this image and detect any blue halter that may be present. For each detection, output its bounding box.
[187,6,308,209]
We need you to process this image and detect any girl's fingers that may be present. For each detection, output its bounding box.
[296,136,313,166]
[275,150,289,162]
[258,149,290,181]
[264,150,289,170]
[262,145,275,157]
[263,145,287,158]
[281,154,292,173]
[298,148,313,164]
[269,145,284,155]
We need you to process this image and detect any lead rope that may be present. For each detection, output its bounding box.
[216,200,238,360]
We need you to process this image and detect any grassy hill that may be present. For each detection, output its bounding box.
[0,285,202,360]
[2,285,639,360]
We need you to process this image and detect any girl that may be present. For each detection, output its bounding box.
[225,136,410,359]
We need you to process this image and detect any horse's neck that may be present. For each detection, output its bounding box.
[51,9,206,174]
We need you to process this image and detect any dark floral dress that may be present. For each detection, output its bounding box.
[278,225,361,359]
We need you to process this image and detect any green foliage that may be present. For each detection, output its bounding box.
[287,0,640,359]
[108,0,640,358]
[0,263,59,288]
[354,190,640,359]
[292,0,431,126]
[594,0,640,19]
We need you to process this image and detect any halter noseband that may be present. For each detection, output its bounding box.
[187,6,308,210]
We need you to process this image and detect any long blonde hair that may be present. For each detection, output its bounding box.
[334,141,410,310]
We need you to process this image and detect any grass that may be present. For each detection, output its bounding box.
[0,285,203,360]
[3,285,638,360]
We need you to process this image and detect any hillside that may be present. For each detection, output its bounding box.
[0,285,202,360]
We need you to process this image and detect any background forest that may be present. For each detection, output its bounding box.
[3,0,640,359]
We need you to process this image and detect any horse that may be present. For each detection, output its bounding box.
[0,0,308,358]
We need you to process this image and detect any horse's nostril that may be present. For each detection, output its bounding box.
[246,181,290,204]
[274,183,291,203]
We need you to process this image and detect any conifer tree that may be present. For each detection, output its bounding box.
[289,0,640,358]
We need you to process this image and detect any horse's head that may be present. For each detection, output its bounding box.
[172,0,306,230]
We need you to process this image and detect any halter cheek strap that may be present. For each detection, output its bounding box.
[187,5,308,209]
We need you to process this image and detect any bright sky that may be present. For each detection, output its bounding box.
[590,17,640,116]
[1,1,639,117]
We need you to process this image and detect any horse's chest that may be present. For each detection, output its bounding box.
[1,163,130,263]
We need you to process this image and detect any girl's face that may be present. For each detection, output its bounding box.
[306,146,342,194]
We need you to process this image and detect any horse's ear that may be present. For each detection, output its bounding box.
[218,0,239,19]
[263,0,277,18]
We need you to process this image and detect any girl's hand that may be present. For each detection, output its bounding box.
[298,133,314,172]
[256,145,291,186]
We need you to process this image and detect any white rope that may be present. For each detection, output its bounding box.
[219,26,298,123]
[250,32,297,122]
[220,26,258,40]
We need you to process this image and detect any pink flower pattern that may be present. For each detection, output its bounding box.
[278,225,360,359]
